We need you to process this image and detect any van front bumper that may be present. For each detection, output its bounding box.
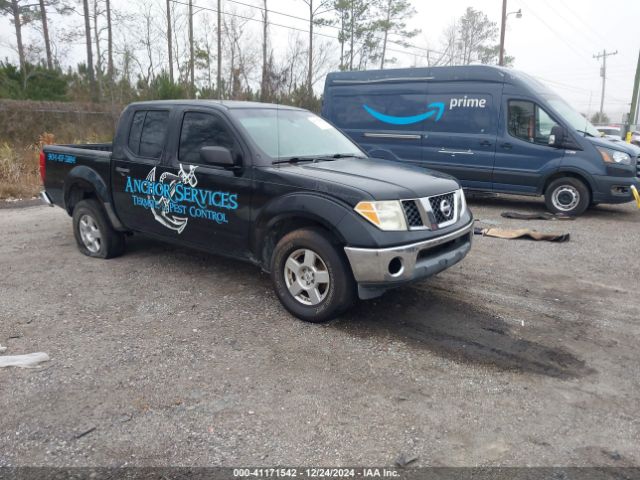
[344,221,473,299]
[591,175,640,204]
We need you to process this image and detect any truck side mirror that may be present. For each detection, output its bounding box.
[548,125,567,148]
[200,146,235,167]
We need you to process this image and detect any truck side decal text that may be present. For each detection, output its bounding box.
[124,164,238,234]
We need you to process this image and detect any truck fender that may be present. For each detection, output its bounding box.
[252,193,376,269]
[63,166,126,231]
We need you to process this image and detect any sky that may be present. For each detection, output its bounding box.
[1,0,639,124]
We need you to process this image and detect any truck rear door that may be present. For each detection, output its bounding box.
[111,108,171,233]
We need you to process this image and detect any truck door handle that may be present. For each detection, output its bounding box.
[500,143,513,150]
[479,140,492,147]
[115,166,130,175]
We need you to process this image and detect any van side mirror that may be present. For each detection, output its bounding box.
[200,146,235,167]
[548,125,568,148]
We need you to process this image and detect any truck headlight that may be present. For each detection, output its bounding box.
[458,189,467,217]
[354,200,407,231]
[597,146,631,165]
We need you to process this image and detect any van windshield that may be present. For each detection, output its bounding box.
[545,96,600,137]
[233,109,364,161]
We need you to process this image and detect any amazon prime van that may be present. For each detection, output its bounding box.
[322,65,640,216]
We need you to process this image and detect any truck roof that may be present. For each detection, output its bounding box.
[126,99,304,111]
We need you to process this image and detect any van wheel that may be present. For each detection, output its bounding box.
[271,228,356,323]
[72,199,125,259]
[544,177,590,216]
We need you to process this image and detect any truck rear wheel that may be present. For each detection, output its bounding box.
[271,228,356,323]
[544,177,590,216]
[72,199,125,259]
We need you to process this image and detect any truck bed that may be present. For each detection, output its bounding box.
[42,143,114,209]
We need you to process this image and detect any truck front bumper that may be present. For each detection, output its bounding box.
[344,221,473,299]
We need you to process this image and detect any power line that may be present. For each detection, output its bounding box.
[522,3,593,62]
[221,0,446,57]
[537,0,607,49]
[169,0,443,62]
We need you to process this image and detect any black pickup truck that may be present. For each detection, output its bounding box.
[41,100,473,322]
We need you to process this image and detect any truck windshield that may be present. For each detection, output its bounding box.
[233,109,363,161]
[545,96,600,137]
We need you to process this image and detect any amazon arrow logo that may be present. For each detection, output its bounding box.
[363,102,445,125]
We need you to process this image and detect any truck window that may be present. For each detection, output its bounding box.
[508,100,558,145]
[179,112,236,164]
[127,110,169,159]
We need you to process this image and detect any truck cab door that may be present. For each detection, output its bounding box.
[420,83,499,190]
[158,109,253,257]
[493,98,565,194]
[111,108,172,233]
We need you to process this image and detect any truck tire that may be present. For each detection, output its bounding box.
[271,228,356,323]
[544,177,590,216]
[72,199,125,259]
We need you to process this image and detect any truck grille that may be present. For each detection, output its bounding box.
[428,192,456,224]
[401,191,461,230]
[402,200,424,227]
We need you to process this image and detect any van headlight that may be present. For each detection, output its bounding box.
[458,188,467,217]
[597,146,631,165]
[354,200,407,231]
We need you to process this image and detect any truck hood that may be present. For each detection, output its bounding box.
[279,157,460,202]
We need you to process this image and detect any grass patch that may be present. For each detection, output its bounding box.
[0,142,41,200]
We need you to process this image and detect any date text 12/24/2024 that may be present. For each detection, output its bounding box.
[233,469,401,478]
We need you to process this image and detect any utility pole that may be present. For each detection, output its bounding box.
[499,0,507,66]
[593,49,618,121]
[629,50,640,127]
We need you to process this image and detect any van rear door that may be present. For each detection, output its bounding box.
[420,82,500,190]
[324,80,426,164]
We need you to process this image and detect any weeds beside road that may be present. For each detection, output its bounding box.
[0,100,117,200]
[0,197,638,466]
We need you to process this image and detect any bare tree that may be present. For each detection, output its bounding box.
[260,0,269,101]
[166,0,173,83]
[82,0,98,100]
[222,7,257,99]
[106,0,113,78]
[300,0,332,93]
[188,0,194,96]
[217,0,221,98]
[0,0,38,73]
[38,0,52,68]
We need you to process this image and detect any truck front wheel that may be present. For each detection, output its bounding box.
[544,177,590,216]
[271,228,356,323]
[72,199,125,259]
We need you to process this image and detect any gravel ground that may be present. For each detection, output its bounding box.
[0,196,638,467]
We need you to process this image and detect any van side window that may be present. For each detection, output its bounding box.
[127,110,170,158]
[508,100,558,145]
[179,112,237,164]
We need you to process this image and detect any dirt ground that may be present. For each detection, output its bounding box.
[0,196,638,467]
